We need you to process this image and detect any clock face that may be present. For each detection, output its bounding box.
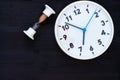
[54,1,114,60]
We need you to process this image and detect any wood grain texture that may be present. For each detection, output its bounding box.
[0,0,120,80]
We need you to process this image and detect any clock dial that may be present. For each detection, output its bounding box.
[54,1,114,60]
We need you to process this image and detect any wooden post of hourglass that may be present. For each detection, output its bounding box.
[23,4,56,40]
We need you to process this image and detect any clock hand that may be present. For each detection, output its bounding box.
[82,31,85,45]
[65,22,83,30]
[84,9,97,30]
[81,9,97,45]
[65,22,86,45]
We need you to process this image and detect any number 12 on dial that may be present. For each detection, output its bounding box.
[54,1,114,60]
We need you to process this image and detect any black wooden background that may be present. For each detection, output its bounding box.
[0,0,120,80]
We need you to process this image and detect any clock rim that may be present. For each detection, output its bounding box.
[54,0,114,60]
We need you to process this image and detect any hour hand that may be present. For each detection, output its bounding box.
[65,22,83,30]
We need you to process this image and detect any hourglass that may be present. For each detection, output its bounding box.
[23,4,56,40]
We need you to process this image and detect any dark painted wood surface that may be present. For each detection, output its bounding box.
[0,0,120,80]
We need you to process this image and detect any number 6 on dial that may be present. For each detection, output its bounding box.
[54,1,114,60]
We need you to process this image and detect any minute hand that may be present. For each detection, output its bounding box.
[65,22,83,30]
[85,9,97,29]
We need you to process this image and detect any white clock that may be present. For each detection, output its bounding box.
[54,1,114,60]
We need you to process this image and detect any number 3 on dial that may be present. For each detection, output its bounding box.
[54,1,114,60]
